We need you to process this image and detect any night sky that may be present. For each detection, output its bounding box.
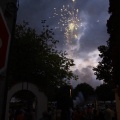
[17,0,109,88]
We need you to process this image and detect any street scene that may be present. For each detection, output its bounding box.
[0,0,120,120]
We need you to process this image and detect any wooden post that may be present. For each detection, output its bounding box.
[113,88,120,120]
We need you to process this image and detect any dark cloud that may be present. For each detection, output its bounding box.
[17,0,109,51]
[75,0,109,53]
[17,0,68,49]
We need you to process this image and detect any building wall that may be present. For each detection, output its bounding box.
[5,82,48,120]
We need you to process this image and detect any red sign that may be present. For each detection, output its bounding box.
[0,8,10,72]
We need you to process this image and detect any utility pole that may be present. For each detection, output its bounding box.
[0,0,18,119]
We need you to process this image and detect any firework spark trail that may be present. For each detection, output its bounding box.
[49,0,81,56]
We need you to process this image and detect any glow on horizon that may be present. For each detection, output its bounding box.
[71,50,100,71]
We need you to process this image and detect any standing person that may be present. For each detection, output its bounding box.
[31,109,36,120]
[16,110,25,120]
[9,109,14,120]
[56,109,62,120]
[25,108,34,120]
[104,105,114,120]
[69,108,73,120]
[40,111,49,120]
[47,107,52,120]
[87,106,93,120]
[93,108,98,120]
[72,107,81,120]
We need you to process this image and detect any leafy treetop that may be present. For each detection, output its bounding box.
[8,21,78,91]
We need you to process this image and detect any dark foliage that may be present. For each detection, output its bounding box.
[7,21,78,93]
[93,43,113,85]
[73,83,94,100]
[56,85,73,109]
[93,0,120,87]
[95,84,115,101]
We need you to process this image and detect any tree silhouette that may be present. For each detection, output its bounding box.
[107,0,120,87]
[93,43,113,85]
[7,21,78,93]
[95,84,115,101]
[73,83,94,100]
[93,0,120,87]
[56,85,73,109]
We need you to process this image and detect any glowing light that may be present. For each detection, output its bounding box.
[70,88,72,97]
[74,34,78,39]
[49,0,81,57]
[69,23,75,31]
[49,2,80,39]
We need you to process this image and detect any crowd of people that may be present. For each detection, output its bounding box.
[40,104,117,120]
[9,108,35,120]
[9,103,117,120]
[71,104,116,120]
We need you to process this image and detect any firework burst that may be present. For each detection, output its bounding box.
[49,0,80,46]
